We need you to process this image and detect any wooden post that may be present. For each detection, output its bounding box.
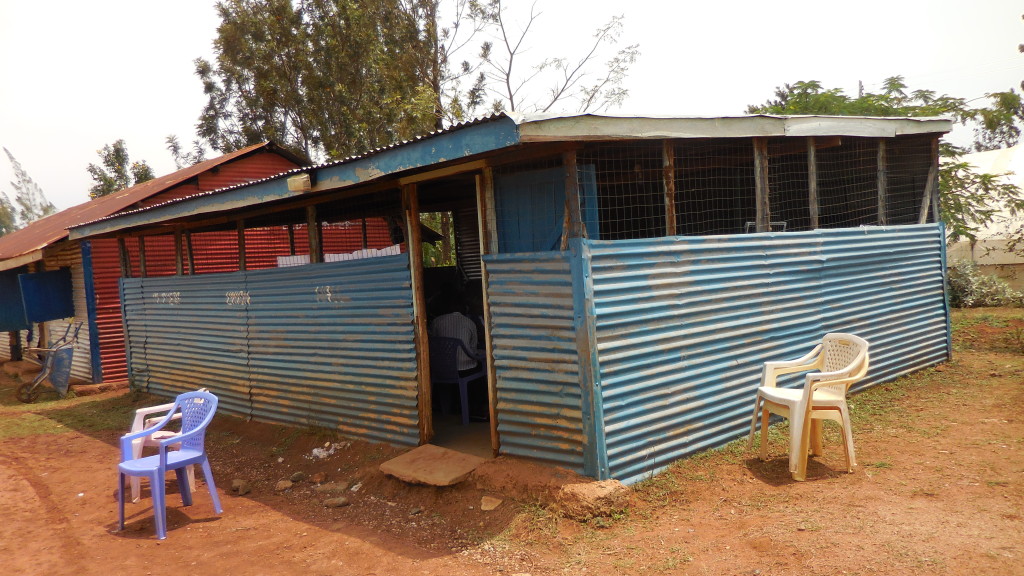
[476,169,499,455]
[360,218,368,249]
[753,138,770,232]
[118,237,130,278]
[185,231,195,275]
[808,137,819,229]
[237,220,247,271]
[561,150,583,250]
[663,140,677,236]
[306,205,322,263]
[923,137,941,224]
[137,237,147,277]
[403,184,432,443]
[877,139,888,225]
[287,224,296,255]
[174,230,184,276]
[9,332,22,362]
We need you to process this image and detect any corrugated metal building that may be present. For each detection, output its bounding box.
[71,114,952,483]
[0,143,304,383]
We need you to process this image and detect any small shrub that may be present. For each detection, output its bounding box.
[947,260,1024,308]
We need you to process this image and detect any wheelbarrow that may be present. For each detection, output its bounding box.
[16,324,80,404]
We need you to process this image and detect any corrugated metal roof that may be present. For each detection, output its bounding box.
[0,142,297,270]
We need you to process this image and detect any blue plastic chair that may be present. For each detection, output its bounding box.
[429,336,486,425]
[117,391,223,539]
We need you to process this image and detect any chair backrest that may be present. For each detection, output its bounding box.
[816,333,869,391]
[429,336,465,382]
[175,391,218,452]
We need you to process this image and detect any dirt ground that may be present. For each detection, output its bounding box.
[1,307,1021,575]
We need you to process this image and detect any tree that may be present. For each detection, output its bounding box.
[87,140,155,199]
[2,147,56,233]
[193,0,640,160]
[195,0,435,162]
[166,134,207,169]
[747,76,1024,248]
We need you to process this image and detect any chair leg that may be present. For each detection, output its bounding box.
[759,409,770,461]
[176,468,193,507]
[117,472,126,531]
[793,416,813,482]
[151,470,167,540]
[809,419,824,456]
[201,459,223,514]
[130,439,143,503]
[840,407,857,471]
[186,464,196,493]
[748,396,761,449]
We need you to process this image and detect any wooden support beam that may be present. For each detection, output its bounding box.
[927,137,941,224]
[475,169,499,455]
[237,220,247,272]
[808,137,819,229]
[753,138,770,232]
[137,237,147,278]
[118,237,130,278]
[287,224,296,255]
[562,150,583,249]
[402,183,433,443]
[306,205,322,263]
[185,231,195,275]
[174,230,184,276]
[663,140,677,236]
[877,139,888,225]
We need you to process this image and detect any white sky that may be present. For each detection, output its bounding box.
[1,0,1022,210]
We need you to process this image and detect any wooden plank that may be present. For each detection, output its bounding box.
[808,137,819,229]
[174,230,183,276]
[403,183,432,443]
[753,138,770,232]
[184,230,195,274]
[137,237,147,278]
[663,140,677,236]
[924,137,941,224]
[306,206,322,263]
[475,169,499,455]
[118,237,130,278]
[237,220,247,272]
[877,139,888,225]
[563,151,583,246]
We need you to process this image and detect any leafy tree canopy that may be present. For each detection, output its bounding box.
[87,140,155,199]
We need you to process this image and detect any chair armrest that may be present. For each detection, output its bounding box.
[120,407,180,461]
[761,345,823,387]
[131,402,177,432]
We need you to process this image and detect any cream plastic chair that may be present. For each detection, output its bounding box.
[128,389,207,502]
[748,333,869,481]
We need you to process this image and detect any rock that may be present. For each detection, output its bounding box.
[324,497,350,508]
[409,506,423,516]
[550,479,629,522]
[480,496,502,511]
[310,472,327,484]
[314,482,350,494]
[290,471,307,483]
[231,479,251,496]
[275,480,294,492]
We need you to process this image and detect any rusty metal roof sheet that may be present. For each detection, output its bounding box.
[0,142,297,270]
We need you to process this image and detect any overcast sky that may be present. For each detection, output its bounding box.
[1,0,1022,210]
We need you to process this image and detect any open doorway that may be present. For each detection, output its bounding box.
[416,176,492,458]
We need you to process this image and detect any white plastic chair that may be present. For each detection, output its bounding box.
[128,389,207,502]
[748,333,869,481]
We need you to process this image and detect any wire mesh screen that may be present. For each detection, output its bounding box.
[577,142,665,240]
[767,138,811,232]
[674,139,756,236]
[885,135,934,224]
[817,137,879,228]
[244,225,308,271]
[317,189,405,263]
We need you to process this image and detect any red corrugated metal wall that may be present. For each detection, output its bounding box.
[90,150,302,383]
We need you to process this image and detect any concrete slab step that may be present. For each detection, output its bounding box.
[2,360,40,377]
[379,444,486,486]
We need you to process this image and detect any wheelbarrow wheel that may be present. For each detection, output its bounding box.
[16,382,41,404]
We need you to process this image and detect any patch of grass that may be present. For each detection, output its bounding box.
[986,480,1010,487]
[865,461,893,469]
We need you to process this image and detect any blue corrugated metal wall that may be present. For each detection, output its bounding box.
[484,251,587,473]
[120,255,419,446]
[588,224,949,484]
[247,257,418,446]
[121,272,251,416]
